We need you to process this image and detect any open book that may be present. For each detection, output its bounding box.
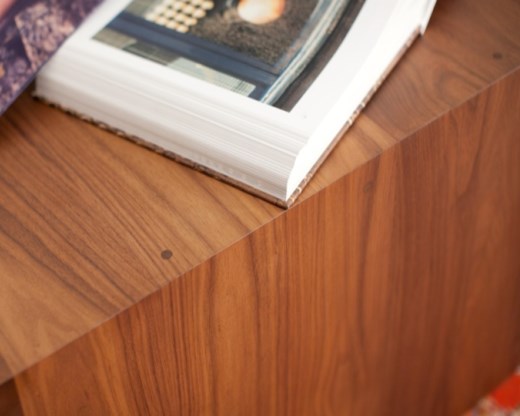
[35,0,437,207]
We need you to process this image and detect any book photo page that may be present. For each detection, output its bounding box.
[34,0,437,205]
[93,0,365,108]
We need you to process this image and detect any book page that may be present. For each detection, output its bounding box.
[92,0,365,108]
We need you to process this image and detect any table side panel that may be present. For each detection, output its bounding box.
[15,68,520,416]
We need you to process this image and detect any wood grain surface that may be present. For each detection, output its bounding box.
[15,68,520,415]
[0,92,281,385]
[0,381,21,416]
[0,0,519,413]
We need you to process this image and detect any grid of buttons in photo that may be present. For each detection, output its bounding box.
[145,0,215,33]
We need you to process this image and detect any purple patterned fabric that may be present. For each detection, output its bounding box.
[0,0,103,114]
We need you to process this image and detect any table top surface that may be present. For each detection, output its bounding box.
[0,0,519,384]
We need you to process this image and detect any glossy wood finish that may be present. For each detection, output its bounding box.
[15,62,520,416]
[1,0,519,413]
[0,93,280,385]
[0,381,21,416]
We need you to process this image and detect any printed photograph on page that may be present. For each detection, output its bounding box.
[93,0,365,109]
